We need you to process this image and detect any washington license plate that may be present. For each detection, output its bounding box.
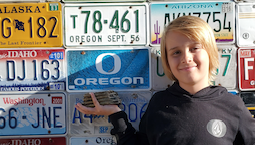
[0,2,62,48]
[238,48,255,91]
[64,3,147,46]
[237,3,255,47]
[66,48,151,92]
[0,93,66,136]
[150,2,235,45]
[70,91,151,135]
[213,45,237,89]
[0,48,65,92]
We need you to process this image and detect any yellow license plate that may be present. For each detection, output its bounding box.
[0,2,62,48]
[247,107,255,118]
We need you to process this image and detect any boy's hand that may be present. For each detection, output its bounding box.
[75,92,121,116]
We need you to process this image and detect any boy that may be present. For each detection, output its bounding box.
[75,16,255,145]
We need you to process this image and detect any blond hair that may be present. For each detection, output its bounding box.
[160,15,219,85]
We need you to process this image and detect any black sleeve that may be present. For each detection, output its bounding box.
[109,111,149,145]
[235,101,255,145]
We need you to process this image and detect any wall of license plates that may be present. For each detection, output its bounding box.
[0,0,255,144]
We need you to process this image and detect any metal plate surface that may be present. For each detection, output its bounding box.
[70,136,116,145]
[0,48,65,92]
[0,2,62,48]
[66,48,151,92]
[150,1,235,45]
[238,48,255,91]
[69,91,151,135]
[64,3,148,46]
[64,0,144,2]
[0,93,66,136]
[213,45,237,89]
[0,137,66,145]
[237,3,255,47]
[151,47,173,91]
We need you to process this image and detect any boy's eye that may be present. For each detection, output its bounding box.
[173,51,181,55]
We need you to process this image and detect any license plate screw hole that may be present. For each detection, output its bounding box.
[129,6,132,9]
[85,140,89,143]
[48,94,51,97]
[44,42,46,44]
[216,3,218,6]
[79,7,82,9]
[48,130,51,134]
[130,40,134,44]
[165,5,168,8]
[81,51,86,55]
[83,86,87,89]
[131,85,136,88]
[46,86,50,90]
[80,42,83,45]
[49,138,52,143]
[46,51,49,54]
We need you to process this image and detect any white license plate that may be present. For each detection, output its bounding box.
[213,45,237,89]
[238,48,255,91]
[0,48,65,92]
[0,93,66,136]
[151,47,173,91]
[0,137,66,145]
[70,136,116,145]
[69,91,151,135]
[150,2,235,45]
[237,3,255,47]
[64,3,148,46]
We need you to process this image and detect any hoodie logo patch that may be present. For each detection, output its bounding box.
[206,119,226,138]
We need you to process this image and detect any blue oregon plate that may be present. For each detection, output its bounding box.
[66,48,151,92]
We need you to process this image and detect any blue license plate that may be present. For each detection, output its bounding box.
[0,93,66,136]
[66,48,151,92]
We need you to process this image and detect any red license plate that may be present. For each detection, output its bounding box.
[238,48,255,90]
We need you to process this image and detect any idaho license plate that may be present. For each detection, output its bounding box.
[70,91,151,135]
[0,93,66,136]
[0,48,65,92]
[150,2,235,45]
[0,2,62,48]
[64,3,148,46]
[0,137,66,145]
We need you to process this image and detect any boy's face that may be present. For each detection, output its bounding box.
[165,31,210,88]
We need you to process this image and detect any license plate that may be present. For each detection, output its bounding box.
[150,2,235,45]
[0,93,66,136]
[0,137,66,145]
[70,91,151,135]
[238,48,255,91]
[64,0,144,2]
[240,92,255,117]
[66,48,151,92]
[70,136,116,145]
[237,3,255,47]
[0,2,62,48]
[64,3,147,46]
[213,45,237,89]
[151,47,173,91]
[0,48,65,92]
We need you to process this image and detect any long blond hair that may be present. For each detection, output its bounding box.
[160,16,219,85]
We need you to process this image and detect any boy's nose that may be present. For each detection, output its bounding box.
[181,52,192,63]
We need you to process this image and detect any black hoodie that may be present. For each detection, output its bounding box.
[109,82,255,145]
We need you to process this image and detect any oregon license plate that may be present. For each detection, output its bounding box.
[0,137,66,145]
[237,3,255,47]
[0,93,66,136]
[66,48,151,92]
[213,45,237,89]
[0,2,62,48]
[64,3,147,46]
[0,48,65,92]
[70,91,151,135]
[150,2,235,45]
[238,48,255,91]
[70,136,116,145]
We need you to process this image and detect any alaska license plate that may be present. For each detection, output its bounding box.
[0,2,62,48]
[66,48,151,92]
[64,3,147,46]
[0,137,66,145]
[238,48,255,91]
[213,45,237,89]
[0,93,66,136]
[0,48,65,92]
[150,2,235,45]
[237,3,255,47]
[70,91,151,135]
